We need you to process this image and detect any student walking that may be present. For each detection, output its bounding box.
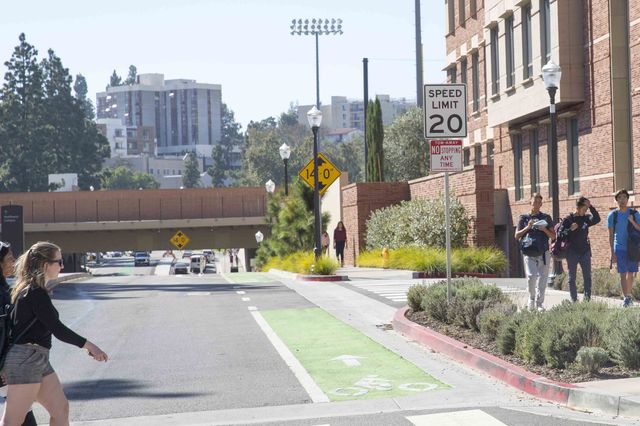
[560,197,601,302]
[1,241,108,426]
[333,222,347,267]
[607,189,640,307]
[515,193,556,312]
[0,242,37,426]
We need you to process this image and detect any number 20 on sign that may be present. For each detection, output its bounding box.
[423,83,467,139]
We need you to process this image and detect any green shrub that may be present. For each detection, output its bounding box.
[420,282,450,322]
[515,313,549,365]
[478,304,516,340]
[312,256,340,275]
[554,268,621,298]
[605,309,640,369]
[357,250,387,268]
[540,301,608,369]
[407,284,429,312]
[448,281,511,331]
[452,247,509,275]
[365,195,470,250]
[496,310,533,355]
[574,347,609,374]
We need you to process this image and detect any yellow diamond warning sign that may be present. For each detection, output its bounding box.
[298,153,341,196]
[170,230,190,250]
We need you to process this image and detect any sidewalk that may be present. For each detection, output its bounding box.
[335,266,640,417]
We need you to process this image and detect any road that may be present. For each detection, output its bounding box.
[24,258,638,425]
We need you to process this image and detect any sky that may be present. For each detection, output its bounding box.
[0,0,446,129]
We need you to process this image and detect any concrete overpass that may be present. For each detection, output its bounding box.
[0,187,269,253]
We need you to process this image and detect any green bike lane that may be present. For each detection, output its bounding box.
[227,272,449,403]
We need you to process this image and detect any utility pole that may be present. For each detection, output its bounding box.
[415,0,423,107]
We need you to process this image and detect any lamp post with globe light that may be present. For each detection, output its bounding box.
[279,143,291,196]
[541,60,562,278]
[307,106,323,260]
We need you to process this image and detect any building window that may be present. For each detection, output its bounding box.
[513,134,523,200]
[458,0,465,26]
[505,15,515,88]
[490,27,500,95]
[461,57,467,86]
[483,45,488,106]
[474,145,482,165]
[522,4,533,79]
[487,142,494,165]
[540,0,551,66]
[567,118,580,194]
[115,129,123,138]
[463,148,470,166]
[472,52,479,112]
[143,129,150,141]
[530,129,539,194]
[150,168,154,174]
[446,0,455,34]
[470,0,477,17]
[448,66,457,83]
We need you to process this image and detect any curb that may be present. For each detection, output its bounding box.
[392,306,640,416]
[411,272,498,279]
[268,268,348,282]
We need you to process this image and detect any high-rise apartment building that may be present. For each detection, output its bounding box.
[296,95,414,132]
[96,74,222,158]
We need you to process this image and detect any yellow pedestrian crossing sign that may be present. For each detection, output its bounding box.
[170,230,190,250]
[299,153,341,196]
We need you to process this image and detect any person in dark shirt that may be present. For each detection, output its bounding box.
[560,197,601,302]
[333,222,347,267]
[1,241,108,426]
[0,242,37,426]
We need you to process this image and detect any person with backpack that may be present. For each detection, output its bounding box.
[559,197,601,302]
[515,193,556,311]
[0,242,37,426]
[607,189,640,307]
[1,241,108,426]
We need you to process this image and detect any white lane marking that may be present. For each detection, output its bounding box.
[241,297,251,302]
[407,410,508,426]
[331,355,364,367]
[248,306,257,311]
[236,291,246,295]
[250,311,330,403]
[186,292,211,296]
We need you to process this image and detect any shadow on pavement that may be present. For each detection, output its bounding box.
[51,282,281,301]
[64,378,206,400]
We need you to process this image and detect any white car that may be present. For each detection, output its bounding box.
[190,255,206,274]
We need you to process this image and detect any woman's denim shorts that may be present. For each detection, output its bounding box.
[3,344,54,384]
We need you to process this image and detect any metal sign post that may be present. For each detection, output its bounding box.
[424,83,467,303]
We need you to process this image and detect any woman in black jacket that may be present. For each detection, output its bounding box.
[0,242,37,426]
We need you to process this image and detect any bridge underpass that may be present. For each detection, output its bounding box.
[0,187,270,271]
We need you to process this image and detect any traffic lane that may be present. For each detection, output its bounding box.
[37,275,314,423]
[245,406,621,426]
[223,277,316,311]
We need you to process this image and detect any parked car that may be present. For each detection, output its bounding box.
[173,261,189,275]
[190,255,206,274]
[202,249,213,262]
[182,251,192,259]
[133,251,150,266]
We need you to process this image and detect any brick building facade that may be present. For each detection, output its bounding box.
[442,0,640,271]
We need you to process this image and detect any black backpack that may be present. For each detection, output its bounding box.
[519,214,549,258]
[0,296,37,371]
[613,210,640,262]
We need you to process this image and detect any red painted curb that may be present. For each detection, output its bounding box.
[296,275,349,282]
[392,306,579,403]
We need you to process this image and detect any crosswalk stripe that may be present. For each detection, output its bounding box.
[407,410,508,426]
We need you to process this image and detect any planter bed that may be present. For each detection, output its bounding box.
[411,272,498,279]
[405,308,640,384]
[296,274,349,282]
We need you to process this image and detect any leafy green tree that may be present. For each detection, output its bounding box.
[182,152,201,188]
[109,70,121,88]
[240,110,312,187]
[100,166,159,190]
[0,34,108,192]
[255,179,330,268]
[73,73,94,119]
[207,145,226,187]
[366,98,384,182]
[220,103,243,164]
[322,135,364,183]
[384,107,428,181]
[124,65,137,85]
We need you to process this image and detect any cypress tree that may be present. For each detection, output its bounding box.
[365,98,384,182]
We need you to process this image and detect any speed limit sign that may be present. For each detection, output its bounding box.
[423,84,467,138]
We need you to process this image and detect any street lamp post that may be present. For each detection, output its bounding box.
[541,60,562,278]
[265,179,275,194]
[307,106,323,260]
[279,143,291,196]
[290,18,344,109]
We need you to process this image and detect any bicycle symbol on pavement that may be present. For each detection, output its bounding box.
[329,375,438,397]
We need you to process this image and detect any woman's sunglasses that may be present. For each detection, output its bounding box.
[48,259,64,267]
